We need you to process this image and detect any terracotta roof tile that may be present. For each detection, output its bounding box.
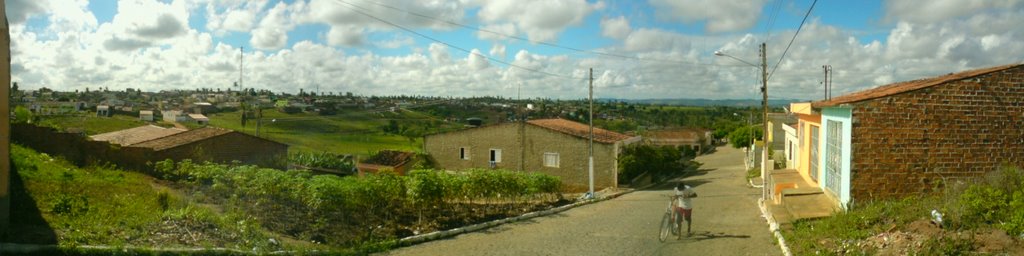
[90,125,187,146]
[813,63,1024,108]
[129,126,232,151]
[527,118,634,144]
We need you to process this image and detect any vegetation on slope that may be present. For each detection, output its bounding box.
[784,167,1024,255]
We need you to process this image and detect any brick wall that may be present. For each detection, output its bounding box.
[424,123,620,190]
[154,132,288,169]
[12,124,288,172]
[849,66,1024,201]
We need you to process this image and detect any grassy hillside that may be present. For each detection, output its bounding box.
[3,144,316,252]
[207,108,461,155]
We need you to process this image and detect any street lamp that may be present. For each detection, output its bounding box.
[716,43,769,201]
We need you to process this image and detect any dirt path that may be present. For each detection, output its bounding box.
[382,146,780,256]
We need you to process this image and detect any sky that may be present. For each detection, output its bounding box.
[7,0,1024,100]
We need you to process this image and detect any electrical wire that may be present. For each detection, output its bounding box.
[767,0,817,81]
[332,0,586,81]
[341,0,745,67]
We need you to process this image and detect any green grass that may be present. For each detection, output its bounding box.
[6,144,314,252]
[35,113,146,135]
[207,109,457,155]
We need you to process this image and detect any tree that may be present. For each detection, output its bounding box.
[618,144,685,184]
[727,126,763,149]
[11,82,17,95]
[13,105,32,123]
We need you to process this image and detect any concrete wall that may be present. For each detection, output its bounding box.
[1,0,11,232]
[794,114,821,188]
[846,66,1024,202]
[783,123,799,169]
[424,123,621,190]
[821,107,853,208]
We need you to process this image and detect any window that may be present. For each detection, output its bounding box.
[543,152,559,168]
[810,125,819,182]
[825,120,843,195]
[460,147,470,160]
[490,149,502,163]
[788,141,793,160]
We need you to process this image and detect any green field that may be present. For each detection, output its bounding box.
[208,108,460,156]
[35,113,148,135]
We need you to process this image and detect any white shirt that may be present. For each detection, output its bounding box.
[675,185,696,209]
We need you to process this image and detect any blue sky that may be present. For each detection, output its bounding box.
[7,0,1024,99]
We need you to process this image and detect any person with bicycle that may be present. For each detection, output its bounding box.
[673,182,697,239]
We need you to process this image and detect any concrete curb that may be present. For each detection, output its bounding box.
[398,183,659,247]
[758,198,793,256]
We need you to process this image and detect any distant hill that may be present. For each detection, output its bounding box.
[600,98,803,107]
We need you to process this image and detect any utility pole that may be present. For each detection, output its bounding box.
[588,68,595,199]
[822,64,832,100]
[760,43,769,201]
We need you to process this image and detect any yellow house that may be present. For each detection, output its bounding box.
[790,102,822,188]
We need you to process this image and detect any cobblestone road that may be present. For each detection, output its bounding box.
[383,146,780,256]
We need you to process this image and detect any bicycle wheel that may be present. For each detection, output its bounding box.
[659,212,671,242]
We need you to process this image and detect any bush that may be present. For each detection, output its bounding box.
[151,159,564,245]
[618,144,686,184]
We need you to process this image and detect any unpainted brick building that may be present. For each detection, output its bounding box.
[424,119,640,190]
[810,63,1024,208]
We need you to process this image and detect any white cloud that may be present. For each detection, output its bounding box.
[467,49,491,70]
[489,44,506,59]
[476,0,602,42]
[375,35,415,49]
[600,16,631,40]
[6,0,49,24]
[250,1,297,50]
[649,0,768,33]
[884,0,1024,24]
[428,43,451,64]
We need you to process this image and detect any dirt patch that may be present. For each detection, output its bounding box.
[972,228,1018,254]
[856,219,1024,255]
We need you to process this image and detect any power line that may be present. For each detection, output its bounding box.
[342,0,744,67]
[767,0,817,81]
[761,0,784,41]
[332,0,584,81]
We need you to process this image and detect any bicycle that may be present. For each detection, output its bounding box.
[659,195,681,242]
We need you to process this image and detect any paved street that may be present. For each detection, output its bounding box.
[383,146,780,256]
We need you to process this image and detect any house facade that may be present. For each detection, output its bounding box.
[424,118,639,190]
[805,63,1024,208]
[789,102,823,190]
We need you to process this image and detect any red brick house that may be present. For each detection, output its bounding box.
[809,63,1024,208]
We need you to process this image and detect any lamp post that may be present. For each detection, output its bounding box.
[716,43,769,201]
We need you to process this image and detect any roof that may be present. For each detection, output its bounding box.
[362,150,415,166]
[90,125,187,146]
[813,63,1024,108]
[645,129,708,143]
[129,126,233,151]
[527,118,634,144]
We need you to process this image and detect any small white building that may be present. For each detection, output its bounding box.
[96,105,111,117]
[783,123,800,169]
[187,113,209,125]
[139,110,154,122]
[162,110,187,122]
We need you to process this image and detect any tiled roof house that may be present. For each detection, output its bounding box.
[424,118,640,190]
[795,63,1024,209]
